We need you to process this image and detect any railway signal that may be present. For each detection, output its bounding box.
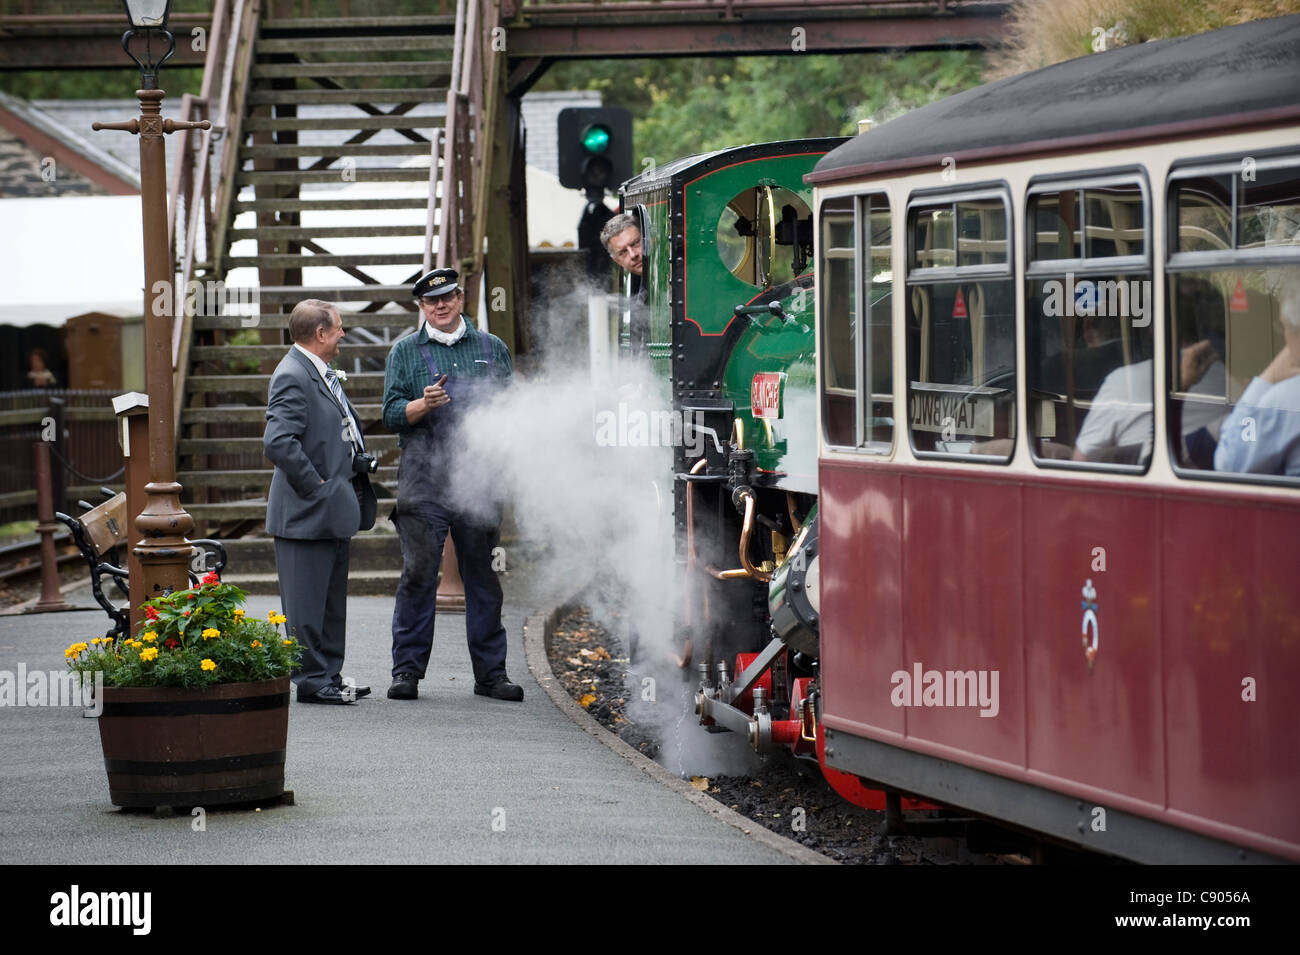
[557,106,633,195]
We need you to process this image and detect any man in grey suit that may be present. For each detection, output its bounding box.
[265,299,373,705]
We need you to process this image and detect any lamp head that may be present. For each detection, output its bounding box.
[120,0,171,29]
[118,0,175,90]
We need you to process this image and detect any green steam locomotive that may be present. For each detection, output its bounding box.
[618,138,844,691]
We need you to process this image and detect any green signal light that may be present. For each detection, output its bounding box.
[582,124,611,154]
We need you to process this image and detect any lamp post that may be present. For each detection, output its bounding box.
[93,0,209,634]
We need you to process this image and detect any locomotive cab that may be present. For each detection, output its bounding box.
[617,139,847,762]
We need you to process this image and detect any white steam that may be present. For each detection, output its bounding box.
[438,280,759,776]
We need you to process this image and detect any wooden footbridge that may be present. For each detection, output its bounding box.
[0,0,1008,585]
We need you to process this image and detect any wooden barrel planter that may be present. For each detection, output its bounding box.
[96,677,290,808]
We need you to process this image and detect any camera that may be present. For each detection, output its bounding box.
[352,451,378,475]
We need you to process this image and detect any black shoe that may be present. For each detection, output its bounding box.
[298,685,355,705]
[474,676,524,702]
[337,681,371,700]
[387,673,419,700]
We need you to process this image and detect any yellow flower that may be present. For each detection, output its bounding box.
[268,612,287,626]
[250,640,262,649]
[201,627,221,640]
[64,647,77,659]
[68,642,88,655]
[233,608,245,619]
[282,638,293,646]
[139,647,158,662]
[200,659,216,672]
[142,632,158,643]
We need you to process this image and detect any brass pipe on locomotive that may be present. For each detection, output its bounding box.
[733,487,772,583]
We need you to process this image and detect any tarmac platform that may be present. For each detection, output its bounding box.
[0,574,799,865]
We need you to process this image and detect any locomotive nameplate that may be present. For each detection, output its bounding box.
[751,372,786,420]
[909,382,998,437]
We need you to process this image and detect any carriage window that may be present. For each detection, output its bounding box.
[912,207,955,269]
[958,199,1008,266]
[1168,159,1300,483]
[821,196,856,447]
[1174,175,1232,253]
[1238,168,1300,250]
[864,196,893,452]
[1031,190,1082,260]
[1085,184,1145,258]
[820,193,893,452]
[906,193,1015,459]
[1025,179,1152,469]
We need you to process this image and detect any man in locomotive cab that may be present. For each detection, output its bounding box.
[600,211,649,357]
[601,212,642,279]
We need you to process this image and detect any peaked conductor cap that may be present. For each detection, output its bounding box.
[414,268,460,299]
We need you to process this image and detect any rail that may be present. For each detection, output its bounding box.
[430,0,499,306]
[168,0,261,435]
[502,0,1007,14]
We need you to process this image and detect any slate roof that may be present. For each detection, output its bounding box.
[810,15,1300,184]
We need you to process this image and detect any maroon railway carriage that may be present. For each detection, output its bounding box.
[801,16,1300,862]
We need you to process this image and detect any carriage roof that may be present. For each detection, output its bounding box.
[808,14,1300,185]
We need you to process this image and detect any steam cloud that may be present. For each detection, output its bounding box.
[428,278,759,776]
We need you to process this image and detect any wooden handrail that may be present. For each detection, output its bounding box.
[170,0,262,436]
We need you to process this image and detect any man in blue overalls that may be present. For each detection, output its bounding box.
[382,268,522,701]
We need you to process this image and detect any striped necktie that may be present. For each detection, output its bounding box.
[325,369,365,451]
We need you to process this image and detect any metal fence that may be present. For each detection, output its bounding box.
[0,389,122,525]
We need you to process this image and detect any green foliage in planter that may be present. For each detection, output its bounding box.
[65,573,301,688]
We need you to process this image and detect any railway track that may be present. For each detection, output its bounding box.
[0,534,81,587]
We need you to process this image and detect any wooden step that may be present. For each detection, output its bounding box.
[257,35,454,54]
[222,251,425,269]
[181,405,385,426]
[180,434,400,456]
[243,115,442,132]
[256,284,418,304]
[239,143,432,160]
[185,372,388,395]
[194,311,417,330]
[191,343,397,362]
[260,16,456,32]
[232,197,428,213]
[234,168,431,187]
[180,467,398,487]
[186,497,395,521]
[246,87,447,106]
[219,569,406,596]
[227,224,427,240]
[251,60,452,79]
[218,532,403,575]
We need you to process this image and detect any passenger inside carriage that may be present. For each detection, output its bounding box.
[1213,272,1300,477]
[1070,277,1228,466]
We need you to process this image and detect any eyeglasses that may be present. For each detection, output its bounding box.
[422,296,458,309]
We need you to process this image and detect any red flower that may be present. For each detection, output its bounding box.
[164,638,179,649]
[201,571,220,586]
[187,593,197,600]
[182,610,190,617]
[144,606,159,621]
